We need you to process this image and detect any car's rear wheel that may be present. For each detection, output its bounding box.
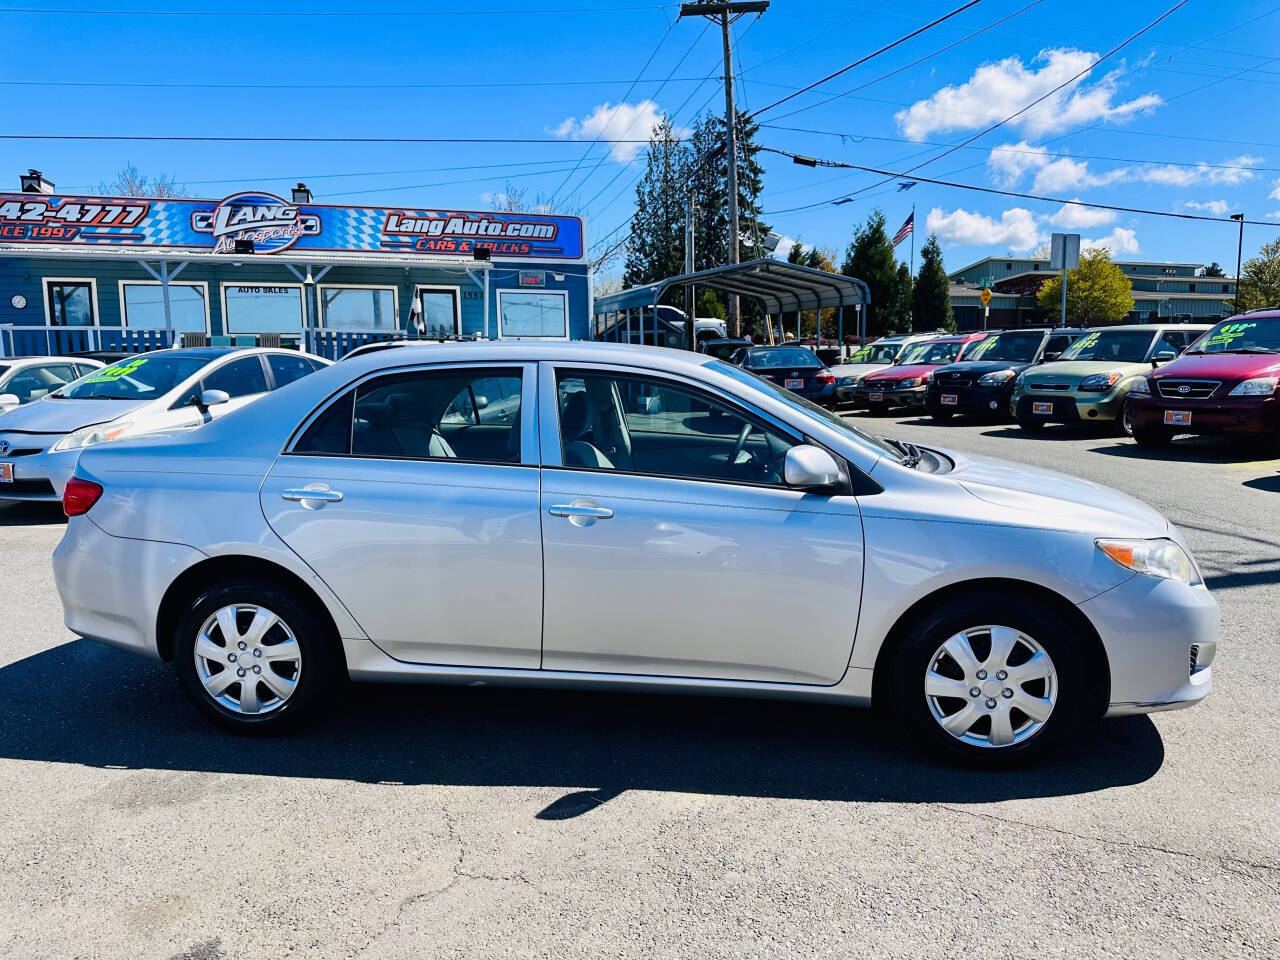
[1132,425,1172,448]
[175,581,336,733]
[886,595,1090,765]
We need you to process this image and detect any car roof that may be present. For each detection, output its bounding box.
[334,340,716,379]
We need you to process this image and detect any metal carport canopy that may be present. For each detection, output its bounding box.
[593,258,870,315]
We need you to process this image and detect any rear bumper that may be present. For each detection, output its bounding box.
[53,515,204,660]
[1127,393,1277,435]
[1078,574,1218,717]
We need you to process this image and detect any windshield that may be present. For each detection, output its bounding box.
[709,359,905,462]
[704,342,746,360]
[1187,317,1280,354]
[846,342,900,364]
[963,331,1045,363]
[900,340,964,365]
[747,346,822,369]
[55,354,207,400]
[1058,330,1154,363]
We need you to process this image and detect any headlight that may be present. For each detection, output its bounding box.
[899,378,919,388]
[838,376,856,387]
[1128,376,1151,395]
[978,370,1015,385]
[1096,538,1202,586]
[50,421,134,452]
[1228,376,1278,397]
[1078,371,1122,392]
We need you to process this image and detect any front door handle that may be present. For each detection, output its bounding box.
[548,498,614,527]
[282,484,344,508]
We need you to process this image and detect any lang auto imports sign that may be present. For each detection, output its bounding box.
[0,192,585,261]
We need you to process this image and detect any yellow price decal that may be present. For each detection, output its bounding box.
[84,357,148,383]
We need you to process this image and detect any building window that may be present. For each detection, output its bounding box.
[44,279,97,327]
[1005,262,1012,270]
[222,284,304,334]
[498,290,568,339]
[120,281,208,332]
[1222,284,1229,293]
[319,285,398,331]
[1189,283,1196,293]
[414,286,460,339]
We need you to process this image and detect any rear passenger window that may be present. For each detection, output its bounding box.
[203,355,268,398]
[268,353,317,389]
[292,368,522,463]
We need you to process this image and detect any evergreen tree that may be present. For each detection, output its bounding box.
[842,210,902,338]
[893,264,914,334]
[622,117,688,290]
[1201,261,1226,278]
[912,234,954,332]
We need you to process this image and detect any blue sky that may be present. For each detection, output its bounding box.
[1,0,1277,280]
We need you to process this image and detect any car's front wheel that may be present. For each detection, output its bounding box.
[930,409,954,421]
[174,581,337,733]
[1132,425,1172,448]
[886,594,1090,764]
[1014,416,1046,432]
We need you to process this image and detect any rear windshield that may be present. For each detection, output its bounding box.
[900,340,963,365]
[704,342,746,360]
[1187,317,1280,354]
[55,354,207,400]
[963,331,1044,362]
[846,342,900,364]
[747,346,821,369]
[1058,330,1154,363]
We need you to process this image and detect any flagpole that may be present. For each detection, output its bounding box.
[910,203,915,276]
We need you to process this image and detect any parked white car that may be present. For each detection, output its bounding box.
[831,332,943,404]
[0,347,329,501]
[53,341,1215,763]
[0,356,104,414]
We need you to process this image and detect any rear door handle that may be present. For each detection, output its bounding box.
[282,484,344,507]
[548,499,613,527]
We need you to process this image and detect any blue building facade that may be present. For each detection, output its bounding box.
[0,174,590,359]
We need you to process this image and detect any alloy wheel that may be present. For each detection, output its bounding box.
[193,604,302,715]
[923,625,1057,749]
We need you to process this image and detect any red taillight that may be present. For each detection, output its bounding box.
[63,477,103,517]
[814,370,835,384]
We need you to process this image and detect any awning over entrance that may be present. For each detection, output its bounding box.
[594,258,870,316]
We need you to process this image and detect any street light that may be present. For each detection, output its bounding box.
[1230,213,1244,314]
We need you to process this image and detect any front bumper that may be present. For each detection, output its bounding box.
[1127,393,1278,435]
[1078,573,1218,717]
[926,382,1015,416]
[53,515,205,659]
[1013,388,1126,425]
[859,384,927,409]
[0,440,78,501]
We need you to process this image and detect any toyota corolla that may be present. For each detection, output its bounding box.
[53,341,1216,764]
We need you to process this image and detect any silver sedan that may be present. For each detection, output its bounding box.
[52,341,1217,764]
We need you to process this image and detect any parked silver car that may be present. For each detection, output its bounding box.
[53,341,1216,763]
[0,356,104,414]
[0,347,328,501]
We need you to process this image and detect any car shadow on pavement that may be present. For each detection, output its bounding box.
[0,502,65,526]
[1091,437,1267,464]
[0,639,1165,817]
[1243,473,1280,493]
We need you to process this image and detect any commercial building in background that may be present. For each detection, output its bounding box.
[0,170,590,359]
[948,256,1237,329]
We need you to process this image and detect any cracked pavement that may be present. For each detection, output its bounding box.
[0,412,1276,959]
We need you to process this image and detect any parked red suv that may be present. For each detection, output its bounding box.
[1126,310,1280,453]
[856,332,989,415]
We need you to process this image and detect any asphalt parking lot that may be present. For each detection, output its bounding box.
[0,413,1277,960]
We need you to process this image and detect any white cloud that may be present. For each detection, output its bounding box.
[1082,227,1139,255]
[1184,199,1230,216]
[1031,157,1128,193]
[1137,155,1260,187]
[1049,202,1116,228]
[989,139,1260,193]
[1269,178,1280,202]
[773,235,805,261]
[987,141,1050,186]
[925,206,1043,252]
[896,49,1161,141]
[552,100,684,162]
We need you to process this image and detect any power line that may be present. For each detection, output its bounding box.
[760,146,1274,226]
[0,3,674,15]
[747,0,982,119]
[0,134,683,144]
[0,76,725,92]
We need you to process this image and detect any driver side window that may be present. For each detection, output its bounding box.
[555,370,797,486]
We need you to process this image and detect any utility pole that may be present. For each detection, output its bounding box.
[1230,212,1244,314]
[685,191,697,349]
[678,1,768,338]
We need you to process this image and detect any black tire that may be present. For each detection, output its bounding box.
[1132,425,1172,448]
[884,591,1092,766]
[1015,416,1047,432]
[869,405,894,417]
[930,409,954,421]
[1117,402,1135,438]
[174,579,338,733]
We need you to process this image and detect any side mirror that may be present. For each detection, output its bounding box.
[197,389,230,410]
[784,445,842,491]
[0,393,19,413]
[1042,351,1060,362]
[473,394,489,410]
[1151,349,1177,365]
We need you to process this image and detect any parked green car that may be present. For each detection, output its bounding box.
[1011,323,1210,434]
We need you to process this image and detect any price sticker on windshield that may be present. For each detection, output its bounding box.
[84,357,148,383]
[1203,322,1256,350]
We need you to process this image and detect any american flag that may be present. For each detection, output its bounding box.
[892,211,914,247]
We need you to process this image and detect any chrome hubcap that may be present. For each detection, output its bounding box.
[924,625,1057,749]
[194,604,301,715]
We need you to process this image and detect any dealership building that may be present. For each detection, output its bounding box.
[948,255,1238,330]
[0,170,590,359]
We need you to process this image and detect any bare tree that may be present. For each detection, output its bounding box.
[96,163,189,198]
[488,179,581,217]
